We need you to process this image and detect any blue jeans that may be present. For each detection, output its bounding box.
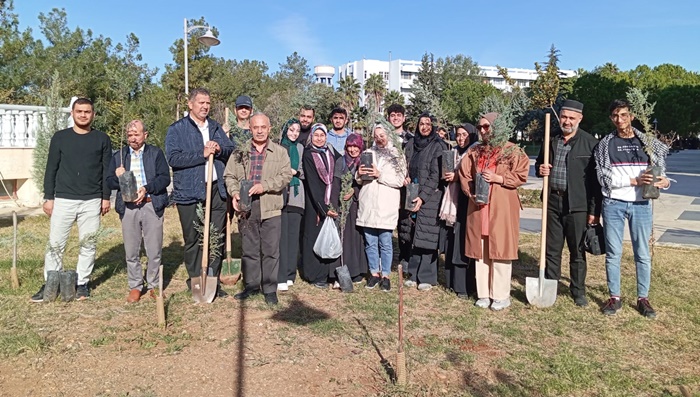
[364,228,393,277]
[602,198,652,298]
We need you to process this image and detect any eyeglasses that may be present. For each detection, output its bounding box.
[477,124,491,131]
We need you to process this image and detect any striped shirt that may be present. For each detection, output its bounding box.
[129,146,147,190]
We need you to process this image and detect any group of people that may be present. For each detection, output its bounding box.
[32,90,670,318]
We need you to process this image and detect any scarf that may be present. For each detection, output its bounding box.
[280,118,301,196]
[593,127,669,197]
[439,149,469,225]
[311,145,334,205]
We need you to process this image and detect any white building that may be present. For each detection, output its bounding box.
[313,65,335,87]
[331,59,577,105]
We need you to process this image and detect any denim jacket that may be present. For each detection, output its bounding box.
[107,144,171,218]
[165,116,234,204]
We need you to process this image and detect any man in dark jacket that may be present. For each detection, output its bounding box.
[107,120,170,303]
[535,99,602,307]
[165,88,234,299]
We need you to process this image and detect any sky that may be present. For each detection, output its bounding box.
[12,0,700,81]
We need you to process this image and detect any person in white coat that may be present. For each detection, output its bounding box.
[356,121,408,291]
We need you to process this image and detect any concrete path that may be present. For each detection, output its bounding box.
[521,149,700,248]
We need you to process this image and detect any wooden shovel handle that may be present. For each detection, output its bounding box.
[539,113,551,271]
[202,154,214,279]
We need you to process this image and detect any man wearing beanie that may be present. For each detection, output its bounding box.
[535,99,602,307]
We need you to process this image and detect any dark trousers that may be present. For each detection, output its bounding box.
[544,192,588,297]
[398,210,412,265]
[239,200,281,294]
[176,184,227,283]
[408,248,438,285]
[279,209,302,283]
[445,259,476,296]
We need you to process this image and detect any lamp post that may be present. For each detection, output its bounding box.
[183,18,220,96]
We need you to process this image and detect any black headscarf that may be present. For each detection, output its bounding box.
[413,113,438,152]
[456,122,477,154]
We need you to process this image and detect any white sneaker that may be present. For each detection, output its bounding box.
[490,298,511,311]
[474,298,490,308]
[287,280,294,287]
[332,281,340,289]
[404,280,416,288]
[277,283,289,292]
[417,283,432,291]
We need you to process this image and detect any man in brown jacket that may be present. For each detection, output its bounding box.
[224,113,292,305]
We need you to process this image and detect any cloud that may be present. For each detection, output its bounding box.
[269,13,328,67]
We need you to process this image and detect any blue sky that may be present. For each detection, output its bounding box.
[13,0,700,80]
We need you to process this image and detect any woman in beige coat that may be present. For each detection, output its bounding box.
[458,113,529,311]
[356,122,407,291]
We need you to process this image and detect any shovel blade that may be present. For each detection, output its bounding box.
[203,276,217,303]
[191,277,205,304]
[525,276,558,308]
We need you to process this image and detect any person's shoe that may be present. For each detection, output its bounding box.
[286,280,294,287]
[234,288,260,300]
[637,298,657,319]
[573,295,589,307]
[602,297,622,316]
[264,292,278,305]
[404,280,417,288]
[277,282,289,292]
[352,275,365,284]
[457,293,470,300]
[313,282,328,289]
[127,288,141,303]
[417,283,432,291]
[490,298,511,311]
[380,278,391,292]
[474,298,490,308]
[216,288,230,299]
[366,276,381,289]
[30,285,45,303]
[76,284,90,300]
[332,281,341,289]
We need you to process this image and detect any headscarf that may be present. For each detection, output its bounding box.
[309,123,334,205]
[478,112,499,144]
[280,118,301,196]
[456,122,477,154]
[413,112,438,152]
[343,132,365,171]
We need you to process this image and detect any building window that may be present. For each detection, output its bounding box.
[400,71,413,80]
[0,179,16,200]
[381,71,389,81]
[364,71,367,79]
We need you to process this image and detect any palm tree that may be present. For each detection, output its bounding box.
[337,75,361,112]
[384,90,404,109]
[364,73,386,113]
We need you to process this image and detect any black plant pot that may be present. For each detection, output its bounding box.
[239,179,254,212]
[474,172,490,205]
[360,152,375,181]
[642,166,662,200]
[119,170,139,202]
[441,150,454,179]
[404,182,420,211]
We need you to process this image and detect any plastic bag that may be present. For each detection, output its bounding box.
[313,217,343,259]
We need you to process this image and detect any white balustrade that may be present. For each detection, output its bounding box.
[0,104,71,148]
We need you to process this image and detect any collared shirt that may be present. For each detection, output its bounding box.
[129,146,147,190]
[193,117,217,182]
[249,142,267,183]
[550,135,572,192]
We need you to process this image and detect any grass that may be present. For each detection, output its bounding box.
[0,210,699,396]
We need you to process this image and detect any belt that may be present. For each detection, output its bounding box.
[550,189,567,197]
[144,196,152,203]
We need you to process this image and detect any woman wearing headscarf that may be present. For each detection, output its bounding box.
[330,132,368,286]
[357,121,407,291]
[398,112,449,291]
[440,123,478,298]
[301,123,341,288]
[278,118,304,291]
[458,113,529,311]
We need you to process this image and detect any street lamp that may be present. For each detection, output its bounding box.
[183,18,220,96]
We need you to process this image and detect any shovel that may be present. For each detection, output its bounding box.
[156,264,166,327]
[396,264,407,385]
[526,112,558,308]
[10,211,19,289]
[192,153,218,304]
[220,203,241,285]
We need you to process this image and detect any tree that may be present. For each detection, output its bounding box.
[0,0,38,102]
[571,71,629,135]
[530,44,563,109]
[337,75,360,113]
[364,73,386,113]
[441,78,501,125]
[32,71,65,192]
[274,52,313,92]
[384,90,404,108]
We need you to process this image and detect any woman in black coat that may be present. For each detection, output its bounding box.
[301,123,341,288]
[399,113,449,290]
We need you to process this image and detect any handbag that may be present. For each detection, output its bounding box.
[583,223,606,256]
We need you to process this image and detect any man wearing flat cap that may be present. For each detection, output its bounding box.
[225,95,254,144]
[535,99,602,307]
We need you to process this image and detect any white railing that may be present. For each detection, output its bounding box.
[0,104,72,148]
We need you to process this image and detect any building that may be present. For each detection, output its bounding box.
[313,65,335,87]
[330,59,577,105]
